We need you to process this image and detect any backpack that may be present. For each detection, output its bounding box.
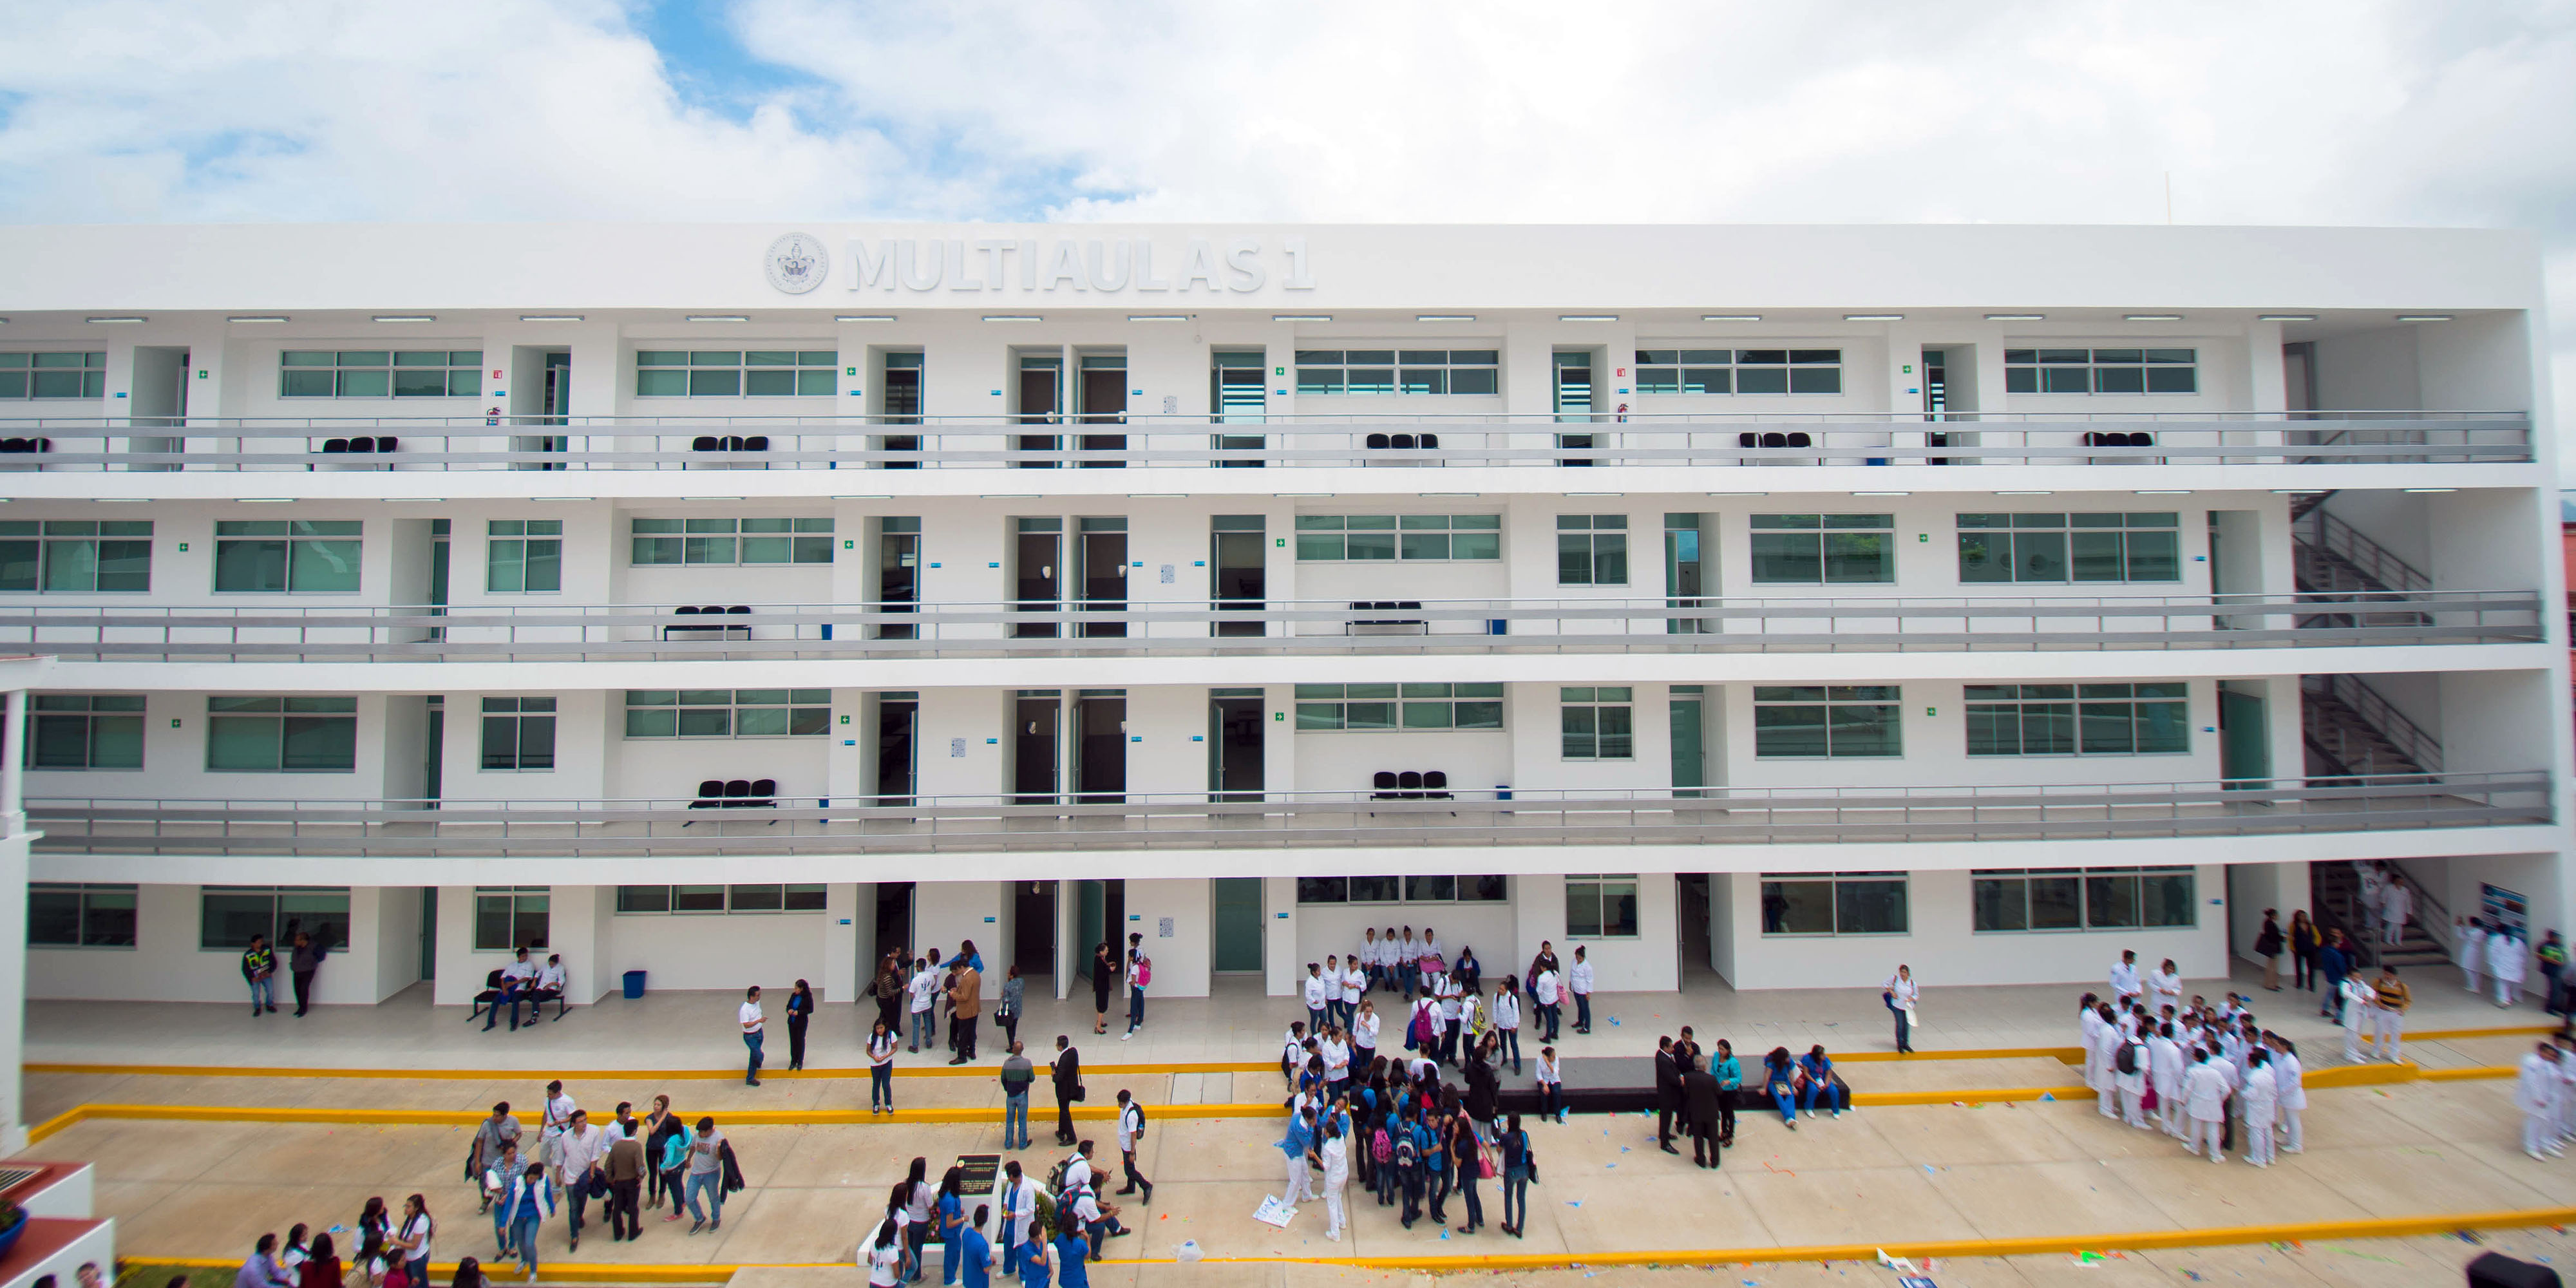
[1371,1125,1392,1164]
[2116,1041,2140,1076]
[1392,1133,1419,1173]
[1408,1006,1435,1047]
[1134,956,1151,987]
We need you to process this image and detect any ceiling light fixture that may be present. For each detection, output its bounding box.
[1843,314,1903,322]
[1272,314,1332,323]
[2257,314,2316,323]
[518,314,584,323]
[837,315,897,323]
[2395,314,2454,323]
[1558,314,1618,323]
[227,316,291,323]
[1984,314,2045,322]
[685,314,750,323]
[1126,315,1189,323]
[371,315,435,323]
[1415,314,1475,323]
[86,316,147,324]
[2123,314,2184,322]
[982,316,1041,323]
[1701,314,1761,323]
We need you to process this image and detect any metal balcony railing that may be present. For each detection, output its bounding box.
[0,591,2541,663]
[0,410,2535,471]
[24,772,2553,858]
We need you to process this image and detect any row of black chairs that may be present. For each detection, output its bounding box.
[1371,770,1454,800]
[665,605,753,640]
[1351,600,1427,629]
[1736,431,1816,448]
[1,438,52,454]
[692,435,772,452]
[2083,431,2159,447]
[319,436,399,453]
[468,968,569,1024]
[690,778,779,808]
[1363,433,1443,450]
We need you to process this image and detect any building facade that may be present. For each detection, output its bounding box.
[0,222,2564,1020]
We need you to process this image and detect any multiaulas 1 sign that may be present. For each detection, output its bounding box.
[773,234,1318,295]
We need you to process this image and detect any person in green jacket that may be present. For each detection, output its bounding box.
[241,935,277,1016]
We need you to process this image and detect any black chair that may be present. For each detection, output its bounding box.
[724,779,753,806]
[748,778,778,808]
[1390,433,1417,449]
[1372,771,1400,800]
[1759,431,1788,448]
[692,435,722,451]
[1738,432,1760,448]
[723,435,748,451]
[728,605,752,616]
[376,435,398,452]
[1398,770,1425,800]
[741,435,770,451]
[1785,431,1812,448]
[688,778,724,808]
[527,978,569,1021]
[468,968,507,1023]
[2083,431,2109,447]
[348,436,377,453]
[1418,433,1439,449]
[1423,770,1451,800]
[1365,433,1391,450]
[2128,431,2155,447]
[321,439,350,453]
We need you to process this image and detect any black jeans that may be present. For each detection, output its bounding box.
[1121,1148,1150,1195]
[955,1015,979,1061]
[999,1012,1019,1051]
[2294,952,2316,990]
[1056,1091,1076,1142]
[608,1180,640,1239]
[787,1015,809,1070]
[566,1169,598,1236]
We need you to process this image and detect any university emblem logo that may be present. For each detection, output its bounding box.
[764,232,829,294]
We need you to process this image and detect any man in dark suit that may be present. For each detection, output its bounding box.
[1683,1052,1725,1168]
[1052,1034,1083,1147]
[1654,1036,1684,1155]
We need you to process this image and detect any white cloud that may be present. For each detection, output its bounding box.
[1,0,2570,465]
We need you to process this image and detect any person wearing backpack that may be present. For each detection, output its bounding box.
[1112,1090,1153,1204]
[1123,933,1149,1039]
[1391,1108,1425,1228]
[1369,1113,1396,1208]
[2112,1030,2149,1128]
[1497,1113,1533,1238]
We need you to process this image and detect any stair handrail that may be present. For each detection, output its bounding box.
[2299,508,2431,594]
[2323,672,2443,774]
[2387,859,2458,959]
[2312,862,2378,969]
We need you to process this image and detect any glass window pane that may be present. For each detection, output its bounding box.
[2125,530,2181,582]
[289,540,362,592]
[1760,880,1834,934]
[688,369,742,397]
[2136,701,2188,753]
[474,895,516,951]
[1826,704,1901,757]
[201,891,275,949]
[207,717,281,771]
[729,884,784,911]
[2086,875,2140,929]
[1405,876,1456,902]
[90,714,144,768]
[1561,706,1595,759]
[2079,702,2135,754]
[1836,879,1908,934]
[2145,366,2197,393]
[1973,878,2027,931]
[674,885,725,912]
[636,369,687,397]
[2069,531,2126,582]
[625,707,677,737]
[1754,704,1827,758]
[1957,533,2008,583]
[1748,533,1821,583]
[280,716,356,771]
[1596,705,1633,759]
[1296,878,1349,904]
[1964,706,2018,757]
[82,887,137,946]
[1822,531,1892,583]
[2028,876,2082,929]
[214,540,288,592]
[28,890,80,945]
[2141,873,2197,926]
[618,886,672,913]
[2011,531,2067,582]
[2022,704,2076,755]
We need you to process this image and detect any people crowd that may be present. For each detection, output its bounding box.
[2078,972,2308,1167]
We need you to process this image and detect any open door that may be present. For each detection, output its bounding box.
[1014,692,1061,804]
[1013,518,1061,638]
[1074,692,1126,804]
[1015,353,1061,466]
[1208,689,1265,800]
[1077,518,1128,638]
[2220,687,2269,790]
[1210,516,1266,637]
[1077,354,1126,465]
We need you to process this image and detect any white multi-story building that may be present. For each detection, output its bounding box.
[0,222,2563,1032]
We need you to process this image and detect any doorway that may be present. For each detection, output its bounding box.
[1014,692,1062,804]
[1211,350,1265,465]
[880,351,924,466]
[875,883,917,962]
[1014,353,1061,466]
[1075,880,1126,980]
[1012,518,1061,638]
[1012,882,1059,980]
[2219,687,2269,790]
[419,886,438,981]
[424,697,444,803]
[1210,516,1267,637]
[1664,512,1707,634]
[874,694,918,804]
[1073,692,1127,804]
[128,345,187,468]
[1553,350,1596,465]
[1077,354,1126,464]
[1076,518,1128,638]
[1669,687,1706,797]
[875,516,921,639]
[1208,690,1265,800]
[1211,878,1264,973]
[515,350,569,468]
[1676,874,1712,983]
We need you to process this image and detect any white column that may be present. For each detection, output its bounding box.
[0,687,24,819]
[0,685,30,1150]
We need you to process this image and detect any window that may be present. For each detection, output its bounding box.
[26,694,144,770]
[1296,876,1506,904]
[280,350,481,398]
[486,520,562,592]
[624,689,830,738]
[1749,515,1894,584]
[28,883,137,948]
[1956,513,2180,584]
[1753,686,1901,758]
[2003,348,2197,395]
[630,517,834,565]
[1965,683,2188,756]
[0,521,152,592]
[473,886,551,951]
[1293,515,1499,562]
[1560,688,1633,760]
[635,350,837,397]
[213,520,362,592]
[0,352,106,399]
[616,884,827,913]
[480,697,557,771]
[1974,867,2196,931]
[200,887,350,950]
[1759,873,1908,935]
[207,696,357,772]
[1555,515,1629,585]
[1566,875,1639,938]
[1634,348,1841,395]
[1294,683,1502,731]
[1293,349,1499,396]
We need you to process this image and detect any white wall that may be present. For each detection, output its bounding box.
[29,882,404,1004]
[604,907,829,994]
[1119,877,1213,999]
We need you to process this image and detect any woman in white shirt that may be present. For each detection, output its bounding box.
[1535,1045,1565,1122]
[1882,966,1919,1055]
[2265,1034,2306,1153]
[2148,960,2184,1020]
[1320,1030,1351,1090]
[867,1019,898,1113]
[1490,980,1524,1074]
[1319,1119,1351,1242]
[863,1215,906,1288]
[1338,959,1365,1026]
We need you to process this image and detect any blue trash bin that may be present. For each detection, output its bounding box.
[622,970,647,999]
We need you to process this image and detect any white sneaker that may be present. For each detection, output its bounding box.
[1121,1032,1133,1041]
[2532,1150,2549,1160]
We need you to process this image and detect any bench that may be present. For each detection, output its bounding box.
[663,605,752,640]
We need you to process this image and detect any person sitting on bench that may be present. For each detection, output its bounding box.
[486,947,539,1032]
[529,954,568,1019]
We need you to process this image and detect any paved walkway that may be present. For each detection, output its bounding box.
[39,1075,2573,1273]
[27,959,2544,1075]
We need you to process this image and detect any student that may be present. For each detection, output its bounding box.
[1763,1048,1801,1129]
[289,931,326,1017]
[2265,1032,2306,1154]
[468,1103,520,1215]
[1337,953,1364,1031]
[2109,950,2142,1005]
[1568,947,1595,1034]
[934,1167,965,1287]
[1113,1089,1154,1204]
[1352,999,1381,1075]
[1018,1217,1056,1288]
[910,957,942,1052]
[2317,931,2353,1021]
[783,979,815,1072]
[2148,958,2184,1017]
[2380,874,2412,947]
[1275,1103,1316,1206]
[1088,943,1116,1035]
[1280,1021,1307,1085]
[2494,929,2529,1008]
[2255,910,2286,992]
[2148,1022,2186,1137]
[683,1117,726,1233]
[863,1219,906,1288]
[1535,1045,1564,1122]
[1531,960,1562,1042]
[2289,914,2322,992]
[995,964,1025,1054]
[1318,1116,1350,1241]
[487,948,539,1032]
[948,956,983,1064]
[869,1019,899,1113]
[603,1122,645,1243]
[2520,1043,2564,1159]
[1052,1036,1085,1146]
[242,934,278,1016]
[957,1204,992,1288]
[1304,962,1329,1034]
[1882,965,1919,1054]
[557,1109,606,1251]
[497,1166,552,1280]
[1797,1045,1849,1119]
[2181,1049,2228,1163]
[1125,933,1150,1038]
[2371,965,2410,1061]
[1052,1216,1092,1288]
[2239,1048,2278,1167]
[239,1235,295,1288]
[529,954,567,1018]
[996,1162,1034,1277]
[1710,1039,1741,1146]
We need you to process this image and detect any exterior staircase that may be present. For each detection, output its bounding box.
[2301,672,2441,783]
[2310,860,2453,969]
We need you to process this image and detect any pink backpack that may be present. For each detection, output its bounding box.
[1133,956,1151,987]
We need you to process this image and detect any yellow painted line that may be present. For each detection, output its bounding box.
[1836,1045,2085,1064]
[23,1059,1272,1081]
[29,1100,1292,1139]
[2409,1023,2555,1041]
[111,1203,2576,1278]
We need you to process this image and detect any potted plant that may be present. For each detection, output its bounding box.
[0,1198,28,1260]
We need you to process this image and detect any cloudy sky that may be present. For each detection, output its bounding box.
[2,0,2570,468]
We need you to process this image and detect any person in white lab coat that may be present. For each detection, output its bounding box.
[2181,1049,2230,1163]
[2076,994,2107,1099]
[2146,1023,2186,1137]
[2112,1030,2149,1128]
[2552,1034,2576,1149]
[2494,931,2528,1008]
[2109,951,2143,1005]
[2459,917,2487,995]
[2380,875,2413,948]
[2089,1003,2124,1119]
[2357,863,2386,940]
[2517,1043,2564,1160]
[2264,1032,2306,1154]
[2237,1049,2279,1167]
[1318,1117,1351,1241]
[2339,972,2378,1065]
[2147,959,2184,1021]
